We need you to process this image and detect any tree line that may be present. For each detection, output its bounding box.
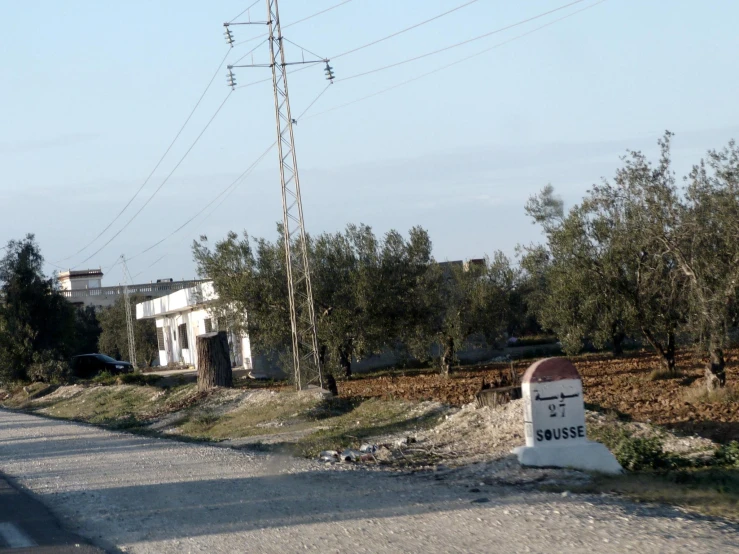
[193,226,522,378]
[2,132,737,390]
[196,133,739,389]
[522,133,738,389]
[0,235,157,384]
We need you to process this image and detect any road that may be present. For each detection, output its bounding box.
[0,472,101,553]
[0,410,737,553]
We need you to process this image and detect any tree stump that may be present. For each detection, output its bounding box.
[476,385,522,409]
[196,331,233,391]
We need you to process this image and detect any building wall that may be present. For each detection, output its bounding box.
[154,307,252,370]
[62,280,206,309]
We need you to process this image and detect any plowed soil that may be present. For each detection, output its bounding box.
[338,350,739,443]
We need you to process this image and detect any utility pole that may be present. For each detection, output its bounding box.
[121,255,137,368]
[225,0,333,390]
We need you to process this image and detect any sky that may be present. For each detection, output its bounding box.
[1,0,738,285]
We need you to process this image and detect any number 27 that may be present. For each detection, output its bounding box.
[549,403,565,417]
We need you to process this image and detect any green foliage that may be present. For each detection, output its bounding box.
[616,436,671,472]
[0,235,77,383]
[714,441,739,468]
[73,306,102,356]
[194,224,441,377]
[523,134,739,377]
[592,425,690,472]
[27,351,70,384]
[411,252,518,375]
[97,296,158,367]
[117,372,163,386]
[92,370,115,384]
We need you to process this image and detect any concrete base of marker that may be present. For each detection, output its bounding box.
[513,441,623,474]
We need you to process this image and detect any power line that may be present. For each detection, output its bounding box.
[234,0,354,46]
[308,0,606,120]
[229,0,261,24]
[131,144,274,262]
[338,0,588,82]
[124,83,332,270]
[74,92,234,268]
[282,37,326,62]
[236,0,482,88]
[231,38,269,67]
[115,1,603,278]
[54,48,232,265]
[283,0,353,30]
[333,0,479,60]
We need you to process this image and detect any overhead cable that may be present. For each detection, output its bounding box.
[234,0,354,46]
[122,84,334,274]
[308,0,606,119]
[74,92,234,268]
[338,0,587,82]
[54,49,232,265]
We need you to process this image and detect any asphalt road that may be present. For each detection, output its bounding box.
[1,409,738,553]
[0,472,101,553]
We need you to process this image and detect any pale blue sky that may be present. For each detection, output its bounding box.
[1,1,738,284]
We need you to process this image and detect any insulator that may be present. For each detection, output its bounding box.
[224,27,235,46]
[324,62,335,81]
[227,69,237,89]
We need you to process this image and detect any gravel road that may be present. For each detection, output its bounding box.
[1,409,738,553]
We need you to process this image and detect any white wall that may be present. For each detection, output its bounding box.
[153,307,252,370]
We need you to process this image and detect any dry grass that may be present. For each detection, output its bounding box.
[546,469,739,521]
[648,368,682,381]
[683,384,739,405]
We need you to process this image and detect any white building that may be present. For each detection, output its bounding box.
[135,282,254,370]
[58,268,205,309]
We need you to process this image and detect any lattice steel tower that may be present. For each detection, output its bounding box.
[226,0,328,389]
[121,256,137,368]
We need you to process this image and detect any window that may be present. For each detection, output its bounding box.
[156,328,165,351]
[178,323,189,349]
[203,318,213,334]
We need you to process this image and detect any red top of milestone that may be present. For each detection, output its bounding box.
[522,357,580,384]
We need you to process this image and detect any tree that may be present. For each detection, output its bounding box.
[97,295,158,367]
[408,253,518,376]
[524,136,690,372]
[659,140,739,388]
[73,306,102,356]
[193,224,437,379]
[0,235,76,383]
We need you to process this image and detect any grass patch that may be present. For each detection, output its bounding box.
[547,468,739,520]
[648,368,682,381]
[293,398,445,458]
[177,390,324,440]
[683,384,739,405]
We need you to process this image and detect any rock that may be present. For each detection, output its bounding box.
[319,450,339,462]
[360,444,377,453]
[341,449,361,462]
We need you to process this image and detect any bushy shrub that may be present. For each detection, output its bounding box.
[92,370,115,384]
[117,372,162,386]
[615,436,670,471]
[27,352,70,384]
[591,425,684,472]
[714,441,739,468]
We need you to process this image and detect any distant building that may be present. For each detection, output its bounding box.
[58,269,103,291]
[57,268,205,309]
[438,258,486,277]
[135,282,255,372]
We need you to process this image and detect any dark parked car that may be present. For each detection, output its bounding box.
[70,354,134,379]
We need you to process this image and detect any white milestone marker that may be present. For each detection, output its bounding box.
[513,358,622,474]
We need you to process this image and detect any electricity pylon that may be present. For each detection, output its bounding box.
[121,256,137,368]
[225,0,334,390]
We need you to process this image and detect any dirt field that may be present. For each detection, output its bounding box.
[339,350,739,443]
